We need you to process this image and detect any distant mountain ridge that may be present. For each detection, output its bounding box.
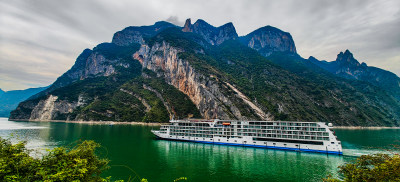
[0,86,48,117]
[308,50,400,100]
[10,18,400,126]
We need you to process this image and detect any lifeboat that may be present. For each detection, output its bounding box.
[222,122,231,126]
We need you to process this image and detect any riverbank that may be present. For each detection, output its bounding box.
[8,119,163,126]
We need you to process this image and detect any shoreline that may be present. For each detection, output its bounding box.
[8,119,163,126]
[5,118,400,128]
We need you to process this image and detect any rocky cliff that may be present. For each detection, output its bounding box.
[240,26,297,57]
[134,41,270,120]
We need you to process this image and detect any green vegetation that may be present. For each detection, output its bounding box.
[49,67,199,122]
[325,153,400,182]
[0,138,111,181]
[93,43,141,61]
[147,27,207,52]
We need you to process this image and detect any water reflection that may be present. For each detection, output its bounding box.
[153,140,344,182]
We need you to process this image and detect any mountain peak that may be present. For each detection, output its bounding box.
[240,25,297,56]
[308,56,317,61]
[336,49,360,67]
[182,18,192,32]
[184,18,238,45]
[258,25,283,32]
[220,22,235,31]
[194,19,210,26]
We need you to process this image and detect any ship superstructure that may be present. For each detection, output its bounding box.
[151,119,342,155]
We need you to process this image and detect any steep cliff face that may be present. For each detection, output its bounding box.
[240,26,297,57]
[134,41,270,120]
[182,19,238,45]
[29,95,78,121]
[308,50,400,99]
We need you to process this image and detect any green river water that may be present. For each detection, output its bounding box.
[0,118,399,182]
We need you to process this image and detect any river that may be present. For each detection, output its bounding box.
[0,118,399,182]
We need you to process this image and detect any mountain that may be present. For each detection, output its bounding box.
[308,50,400,100]
[10,19,400,126]
[0,86,48,117]
[240,26,297,57]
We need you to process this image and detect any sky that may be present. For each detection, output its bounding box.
[0,0,399,91]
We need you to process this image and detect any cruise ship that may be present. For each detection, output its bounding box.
[151,119,343,155]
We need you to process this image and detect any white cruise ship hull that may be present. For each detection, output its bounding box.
[152,119,343,155]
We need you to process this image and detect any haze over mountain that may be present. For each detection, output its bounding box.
[0,86,48,117]
[10,19,400,126]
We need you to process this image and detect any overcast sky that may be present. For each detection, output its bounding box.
[0,0,399,91]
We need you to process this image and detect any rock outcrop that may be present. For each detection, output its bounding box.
[29,95,78,121]
[240,26,297,56]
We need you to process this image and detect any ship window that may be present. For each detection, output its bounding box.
[331,142,334,144]
[218,139,220,141]
[254,138,324,145]
[253,142,256,144]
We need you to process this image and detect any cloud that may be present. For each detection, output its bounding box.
[165,16,184,26]
[0,0,399,91]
